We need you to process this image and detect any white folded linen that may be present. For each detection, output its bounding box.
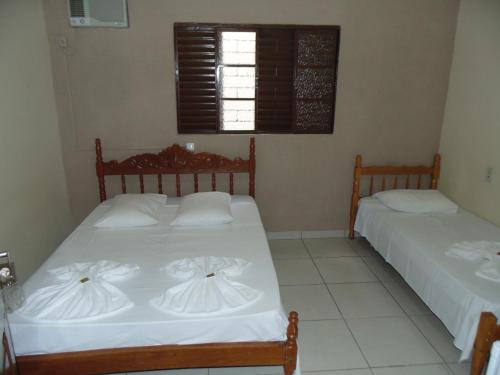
[16,260,139,322]
[445,241,500,283]
[151,256,261,316]
[476,258,500,283]
[445,241,500,262]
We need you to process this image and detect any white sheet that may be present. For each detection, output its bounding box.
[486,341,500,375]
[9,197,289,358]
[354,197,500,361]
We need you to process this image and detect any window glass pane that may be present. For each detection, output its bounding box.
[221,31,256,65]
[221,100,255,131]
[221,67,255,99]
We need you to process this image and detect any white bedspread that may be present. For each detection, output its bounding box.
[355,197,500,361]
[9,196,289,357]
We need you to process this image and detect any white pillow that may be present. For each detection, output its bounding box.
[374,189,458,214]
[171,192,233,226]
[95,194,167,228]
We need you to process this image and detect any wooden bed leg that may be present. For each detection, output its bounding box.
[471,312,498,375]
[249,137,256,198]
[348,155,362,240]
[430,153,441,189]
[284,311,299,375]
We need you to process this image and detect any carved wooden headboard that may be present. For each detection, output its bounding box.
[348,154,441,240]
[95,138,256,201]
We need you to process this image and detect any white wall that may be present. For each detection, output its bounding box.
[0,0,73,281]
[439,0,500,227]
[43,0,458,231]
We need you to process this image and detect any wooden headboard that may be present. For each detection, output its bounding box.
[348,154,441,239]
[95,138,256,202]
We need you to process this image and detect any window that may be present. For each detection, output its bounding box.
[175,23,340,134]
[219,31,256,131]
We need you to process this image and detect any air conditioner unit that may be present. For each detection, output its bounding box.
[68,0,128,28]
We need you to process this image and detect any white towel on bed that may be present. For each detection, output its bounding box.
[445,241,500,262]
[151,256,261,316]
[16,260,139,322]
[445,241,500,283]
[476,258,500,283]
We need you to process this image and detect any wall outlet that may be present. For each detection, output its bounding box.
[486,167,493,183]
[56,36,68,49]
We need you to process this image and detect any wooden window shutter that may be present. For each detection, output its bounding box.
[292,28,340,133]
[256,28,294,133]
[175,24,218,133]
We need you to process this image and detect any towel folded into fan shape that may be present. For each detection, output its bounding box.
[151,256,261,316]
[16,260,139,322]
[445,241,500,283]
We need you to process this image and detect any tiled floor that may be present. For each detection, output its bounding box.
[124,238,471,375]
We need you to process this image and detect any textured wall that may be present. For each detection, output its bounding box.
[439,0,500,227]
[0,0,73,281]
[44,0,458,231]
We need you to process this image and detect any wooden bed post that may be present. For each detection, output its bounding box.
[471,312,500,375]
[95,138,107,202]
[348,155,362,240]
[430,153,441,189]
[284,311,298,375]
[249,137,256,198]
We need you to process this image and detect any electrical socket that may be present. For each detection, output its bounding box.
[486,167,493,183]
[56,36,68,49]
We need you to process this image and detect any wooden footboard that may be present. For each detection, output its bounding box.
[16,312,299,375]
[348,154,441,239]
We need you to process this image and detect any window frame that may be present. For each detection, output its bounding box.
[174,23,341,135]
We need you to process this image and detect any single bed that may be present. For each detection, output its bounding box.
[10,138,299,375]
[348,154,500,361]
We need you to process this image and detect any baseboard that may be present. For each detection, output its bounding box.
[266,230,348,240]
[266,231,302,240]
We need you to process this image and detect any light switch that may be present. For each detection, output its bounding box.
[186,143,195,152]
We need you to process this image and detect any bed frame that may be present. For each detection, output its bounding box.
[348,153,441,239]
[471,312,500,375]
[14,138,300,375]
[95,137,256,200]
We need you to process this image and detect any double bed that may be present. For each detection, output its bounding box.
[9,138,299,375]
[348,154,500,361]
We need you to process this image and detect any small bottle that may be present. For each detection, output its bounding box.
[0,266,25,313]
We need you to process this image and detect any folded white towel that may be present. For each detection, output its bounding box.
[476,258,500,283]
[445,241,500,262]
[151,256,261,316]
[16,260,139,322]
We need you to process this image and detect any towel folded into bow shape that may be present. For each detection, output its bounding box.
[16,260,139,322]
[151,256,261,316]
[445,241,500,283]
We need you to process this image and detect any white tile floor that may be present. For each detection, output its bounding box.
[123,238,471,375]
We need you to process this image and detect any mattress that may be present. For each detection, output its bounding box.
[354,197,500,361]
[9,196,289,356]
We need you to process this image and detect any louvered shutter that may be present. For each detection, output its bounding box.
[293,28,340,133]
[256,29,294,133]
[175,24,218,133]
